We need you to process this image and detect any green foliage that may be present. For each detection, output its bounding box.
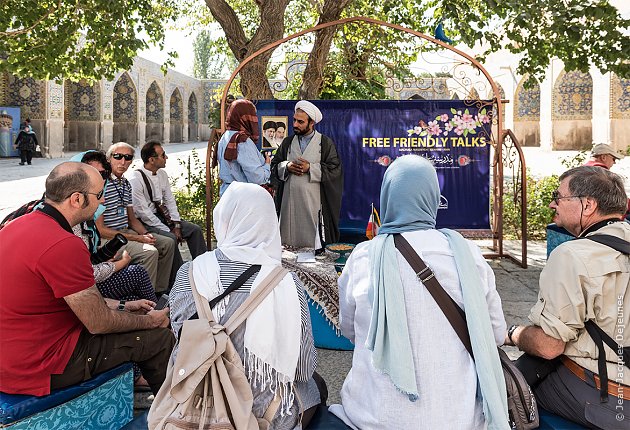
[170,149,219,239]
[503,170,559,240]
[192,28,237,79]
[198,0,629,99]
[560,151,588,169]
[0,0,178,81]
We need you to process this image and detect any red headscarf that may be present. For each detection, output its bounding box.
[224,99,259,161]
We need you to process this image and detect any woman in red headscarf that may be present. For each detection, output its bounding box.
[216,99,271,195]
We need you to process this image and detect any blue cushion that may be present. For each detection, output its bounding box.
[308,300,354,351]
[538,408,587,429]
[0,363,133,425]
[121,411,149,430]
[546,223,574,257]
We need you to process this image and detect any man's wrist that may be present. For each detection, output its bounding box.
[173,222,181,229]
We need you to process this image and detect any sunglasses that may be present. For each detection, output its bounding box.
[111,153,133,161]
[551,190,583,205]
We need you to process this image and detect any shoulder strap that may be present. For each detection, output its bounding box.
[393,234,474,358]
[581,234,630,255]
[584,320,630,402]
[137,169,157,203]
[186,263,261,324]
[224,266,289,335]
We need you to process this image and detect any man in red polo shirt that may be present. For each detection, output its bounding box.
[0,162,174,396]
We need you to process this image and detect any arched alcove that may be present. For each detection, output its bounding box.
[513,77,541,147]
[188,92,199,141]
[145,81,164,142]
[113,72,138,146]
[169,87,183,143]
[552,70,593,150]
[64,79,101,151]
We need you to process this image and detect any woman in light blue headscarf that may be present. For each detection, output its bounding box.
[331,155,508,430]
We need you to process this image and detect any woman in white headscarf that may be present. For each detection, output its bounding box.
[168,182,322,429]
[330,155,508,430]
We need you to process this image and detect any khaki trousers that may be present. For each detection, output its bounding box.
[51,328,175,395]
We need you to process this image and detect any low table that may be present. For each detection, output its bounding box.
[281,249,354,351]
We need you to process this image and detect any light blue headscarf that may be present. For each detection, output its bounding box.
[366,155,508,429]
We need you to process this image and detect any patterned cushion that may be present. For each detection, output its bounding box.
[0,363,133,427]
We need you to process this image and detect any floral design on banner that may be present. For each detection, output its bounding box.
[407,107,491,138]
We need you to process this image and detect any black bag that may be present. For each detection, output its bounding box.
[393,234,539,430]
[137,170,175,229]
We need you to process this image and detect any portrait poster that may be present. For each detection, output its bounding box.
[260,115,288,150]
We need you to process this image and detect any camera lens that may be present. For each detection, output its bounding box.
[91,233,128,264]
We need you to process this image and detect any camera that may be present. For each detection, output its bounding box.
[91,233,128,264]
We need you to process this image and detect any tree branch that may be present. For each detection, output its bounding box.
[0,0,63,37]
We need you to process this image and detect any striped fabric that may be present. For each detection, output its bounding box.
[102,176,132,231]
[169,250,320,429]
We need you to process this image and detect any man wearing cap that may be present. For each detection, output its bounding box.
[271,100,343,249]
[585,143,625,169]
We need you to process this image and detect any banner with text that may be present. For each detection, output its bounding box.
[256,100,492,233]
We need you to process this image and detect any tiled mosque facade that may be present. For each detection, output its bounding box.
[0,57,220,157]
[1,55,629,157]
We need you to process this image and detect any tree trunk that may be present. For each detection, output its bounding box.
[204,0,290,100]
[298,0,352,99]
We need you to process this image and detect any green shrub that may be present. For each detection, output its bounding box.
[503,170,559,240]
[170,149,220,240]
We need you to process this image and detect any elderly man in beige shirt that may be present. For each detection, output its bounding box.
[504,166,629,429]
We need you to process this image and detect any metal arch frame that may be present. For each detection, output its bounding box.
[207,16,527,267]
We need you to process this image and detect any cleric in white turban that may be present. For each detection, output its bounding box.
[295,100,323,124]
[270,100,343,250]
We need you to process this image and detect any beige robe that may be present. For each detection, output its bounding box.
[277,134,323,248]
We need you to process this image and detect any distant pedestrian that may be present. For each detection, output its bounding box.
[13,125,38,165]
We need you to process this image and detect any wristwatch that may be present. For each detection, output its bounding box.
[174,222,181,229]
[507,324,519,345]
[118,300,126,311]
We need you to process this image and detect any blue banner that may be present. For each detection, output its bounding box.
[256,100,491,233]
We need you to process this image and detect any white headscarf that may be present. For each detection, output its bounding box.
[295,100,323,124]
[192,182,301,414]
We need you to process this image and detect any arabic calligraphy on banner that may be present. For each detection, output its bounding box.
[255,100,492,233]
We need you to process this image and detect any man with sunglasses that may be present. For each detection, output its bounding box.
[504,166,629,428]
[96,142,175,294]
[129,141,207,286]
[0,162,174,397]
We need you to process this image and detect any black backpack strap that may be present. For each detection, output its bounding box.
[583,320,630,403]
[137,169,157,203]
[580,234,630,255]
[186,264,261,323]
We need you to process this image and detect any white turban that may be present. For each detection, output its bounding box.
[295,100,323,124]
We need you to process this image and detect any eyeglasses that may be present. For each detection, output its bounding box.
[111,153,133,161]
[84,188,105,200]
[151,152,166,159]
[551,190,583,205]
[65,188,104,201]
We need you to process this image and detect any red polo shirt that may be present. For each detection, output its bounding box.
[0,211,94,395]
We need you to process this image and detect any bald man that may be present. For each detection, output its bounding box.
[271,101,343,249]
[0,162,174,396]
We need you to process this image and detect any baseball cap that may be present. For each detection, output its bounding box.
[591,143,624,160]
